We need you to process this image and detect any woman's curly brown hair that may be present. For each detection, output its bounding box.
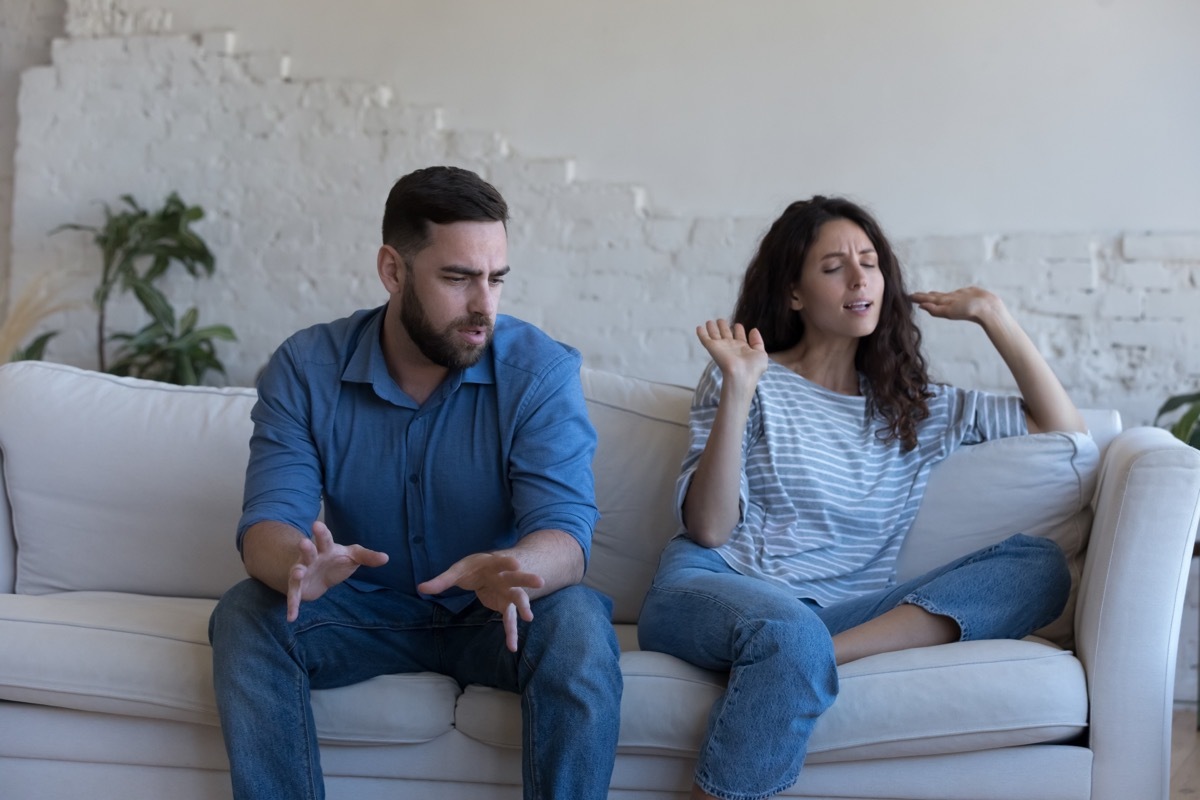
[732,196,933,450]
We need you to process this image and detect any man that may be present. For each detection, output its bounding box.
[209,166,622,799]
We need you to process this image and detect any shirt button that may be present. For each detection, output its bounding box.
[409,474,419,484]
[412,535,425,545]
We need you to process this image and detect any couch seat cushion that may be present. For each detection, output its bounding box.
[0,591,459,743]
[455,639,1086,762]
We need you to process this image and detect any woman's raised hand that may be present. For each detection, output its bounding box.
[697,319,769,387]
[909,286,1004,325]
[911,286,1086,434]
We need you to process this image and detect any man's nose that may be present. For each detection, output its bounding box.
[469,284,497,316]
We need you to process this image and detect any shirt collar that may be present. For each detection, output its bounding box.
[341,305,496,406]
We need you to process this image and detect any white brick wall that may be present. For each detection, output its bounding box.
[3,3,1200,697]
[7,14,1200,421]
[0,0,62,312]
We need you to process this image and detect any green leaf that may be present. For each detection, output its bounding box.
[179,306,199,334]
[1155,391,1200,424]
[1171,404,1200,446]
[11,330,59,361]
[130,280,176,329]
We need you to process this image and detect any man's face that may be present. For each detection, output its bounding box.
[397,220,509,370]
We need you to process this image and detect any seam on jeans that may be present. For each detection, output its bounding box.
[520,673,541,799]
[696,769,799,800]
[902,594,970,641]
[291,619,434,636]
[298,670,319,800]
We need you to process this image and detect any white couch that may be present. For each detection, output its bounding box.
[1,359,1198,800]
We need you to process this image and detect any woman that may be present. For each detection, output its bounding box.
[637,196,1084,800]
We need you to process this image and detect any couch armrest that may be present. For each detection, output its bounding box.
[0,446,13,594]
[1076,426,1200,800]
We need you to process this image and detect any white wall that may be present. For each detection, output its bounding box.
[0,0,62,311]
[110,0,1200,236]
[8,0,1199,425]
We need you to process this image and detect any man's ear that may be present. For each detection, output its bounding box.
[378,245,404,293]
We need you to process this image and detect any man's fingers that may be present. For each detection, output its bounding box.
[347,543,389,568]
[513,589,535,623]
[416,562,461,596]
[504,603,519,653]
[286,563,306,622]
[311,520,334,551]
[501,569,545,592]
[418,554,544,602]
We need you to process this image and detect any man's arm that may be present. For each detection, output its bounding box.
[240,338,388,621]
[419,344,598,651]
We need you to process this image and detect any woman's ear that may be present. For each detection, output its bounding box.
[788,284,804,312]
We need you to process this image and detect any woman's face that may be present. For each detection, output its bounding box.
[789,218,885,342]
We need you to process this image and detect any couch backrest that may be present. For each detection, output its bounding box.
[0,361,253,598]
[0,361,696,610]
[0,360,1117,642]
[579,368,693,622]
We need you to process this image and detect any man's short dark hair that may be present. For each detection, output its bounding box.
[381,166,509,260]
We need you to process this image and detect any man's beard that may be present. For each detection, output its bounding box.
[399,278,493,370]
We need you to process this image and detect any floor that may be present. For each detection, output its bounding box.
[1173,707,1200,798]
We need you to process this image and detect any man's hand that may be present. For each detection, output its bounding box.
[417,553,546,653]
[286,521,389,622]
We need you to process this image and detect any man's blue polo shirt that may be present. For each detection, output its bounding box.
[238,306,600,612]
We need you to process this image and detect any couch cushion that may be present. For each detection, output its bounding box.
[580,368,693,623]
[454,639,1086,762]
[0,361,252,598]
[0,591,459,744]
[894,431,1100,648]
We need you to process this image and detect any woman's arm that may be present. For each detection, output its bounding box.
[681,319,769,547]
[911,287,1086,434]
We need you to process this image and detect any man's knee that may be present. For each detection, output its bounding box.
[524,585,619,668]
[209,578,284,646]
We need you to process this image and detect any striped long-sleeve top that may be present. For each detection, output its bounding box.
[674,360,1027,606]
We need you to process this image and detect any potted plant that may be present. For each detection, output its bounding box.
[56,193,236,385]
[1156,391,1200,450]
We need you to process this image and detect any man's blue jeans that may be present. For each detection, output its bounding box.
[637,533,1070,800]
[209,579,622,800]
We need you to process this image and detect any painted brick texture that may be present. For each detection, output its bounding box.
[8,19,1200,431]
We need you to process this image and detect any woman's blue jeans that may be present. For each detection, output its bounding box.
[637,533,1070,800]
[209,579,622,800]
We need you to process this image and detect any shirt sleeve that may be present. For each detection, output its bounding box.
[236,338,324,552]
[507,348,601,564]
[673,361,756,531]
[942,384,1029,450]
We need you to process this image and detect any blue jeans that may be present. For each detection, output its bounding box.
[637,533,1069,800]
[209,579,622,800]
